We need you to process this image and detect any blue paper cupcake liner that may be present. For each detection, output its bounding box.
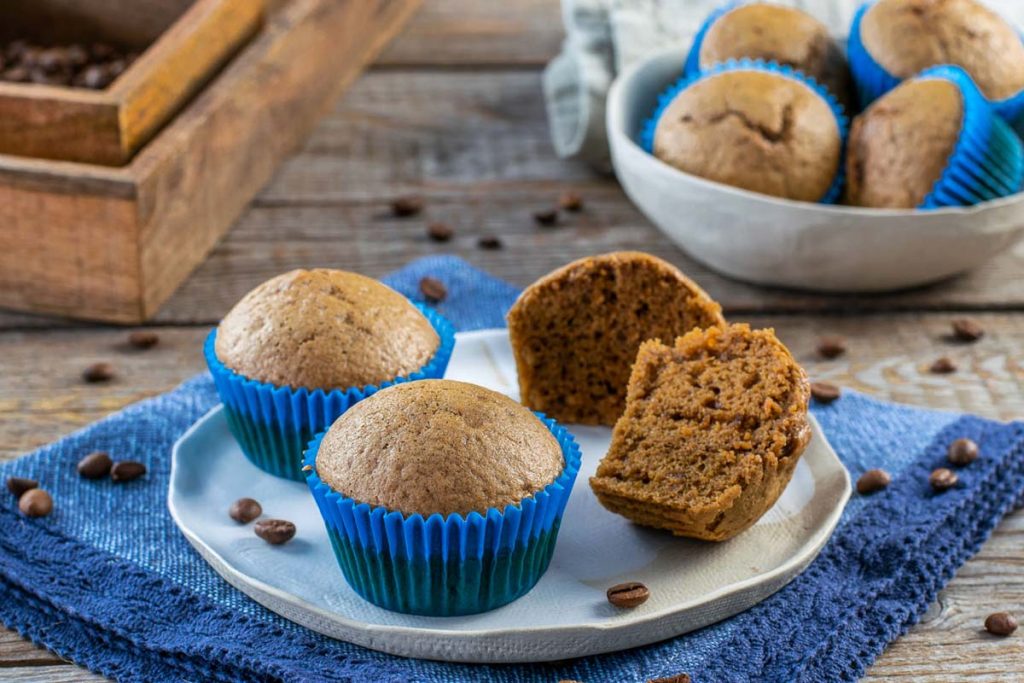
[682,0,742,79]
[204,303,456,482]
[304,415,582,616]
[849,0,1024,130]
[914,65,1024,209]
[641,59,849,204]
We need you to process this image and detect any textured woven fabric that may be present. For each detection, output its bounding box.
[1,254,1021,683]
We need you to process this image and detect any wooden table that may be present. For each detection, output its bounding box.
[1,2,1021,680]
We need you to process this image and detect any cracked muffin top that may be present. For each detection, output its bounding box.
[651,69,842,202]
[862,0,1024,101]
[215,269,439,390]
[698,2,851,106]
[315,380,565,516]
[846,77,962,208]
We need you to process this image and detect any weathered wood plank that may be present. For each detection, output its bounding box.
[0,666,105,682]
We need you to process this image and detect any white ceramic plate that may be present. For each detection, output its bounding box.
[169,329,851,663]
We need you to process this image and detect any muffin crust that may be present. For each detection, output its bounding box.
[215,269,439,390]
[315,380,565,517]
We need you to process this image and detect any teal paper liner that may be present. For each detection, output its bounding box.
[848,0,1024,129]
[914,65,1024,209]
[640,58,849,204]
[205,303,456,482]
[682,0,741,79]
[304,415,582,616]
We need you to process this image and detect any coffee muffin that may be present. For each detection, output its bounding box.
[205,269,455,481]
[305,380,582,615]
[854,0,1024,103]
[687,2,852,107]
[643,62,846,203]
[508,252,724,426]
[846,66,1024,209]
[590,324,811,542]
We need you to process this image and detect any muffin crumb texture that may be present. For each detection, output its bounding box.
[508,252,724,426]
[590,324,811,541]
[215,269,439,390]
[315,380,564,517]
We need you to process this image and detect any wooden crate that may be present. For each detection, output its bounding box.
[0,0,264,166]
[0,0,422,323]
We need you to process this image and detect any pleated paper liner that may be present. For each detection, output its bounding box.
[205,302,456,482]
[304,415,582,616]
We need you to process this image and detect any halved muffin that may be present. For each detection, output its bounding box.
[590,323,811,541]
[507,252,724,426]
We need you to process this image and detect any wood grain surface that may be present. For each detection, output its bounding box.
[0,1,1022,681]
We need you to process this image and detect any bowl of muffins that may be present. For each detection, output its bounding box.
[607,0,1024,292]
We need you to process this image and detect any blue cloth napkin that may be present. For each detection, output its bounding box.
[1,255,1022,683]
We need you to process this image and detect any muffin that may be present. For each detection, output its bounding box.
[305,380,581,615]
[642,61,847,203]
[589,324,811,542]
[846,66,1024,209]
[205,269,455,481]
[686,2,852,108]
[507,252,724,427]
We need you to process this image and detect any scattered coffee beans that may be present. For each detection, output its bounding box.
[110,461,147,483]
[18,488,53,517]
[128,330,159,349]
[254,519,296,545]
[478,236,503,250]
[648,676,691,683]
[533,208,559,227]
[856,469,891,495]
[391,196,423,217]
[559,191,584,212]
[426,222,454,242]
[6,476,38,498]
[947,438,979,467]
[0,41,136,90]
[810,381,841,404]
[984,612,1018,636]
[929,357,957,374]
[77,451,113,479]
[929,467,958,492]
[229,497,262,524]
[951,318,984,343]
[419,276,447,303]
[606,581,650,608]
[816,335,846,359]
[82,362,115,383]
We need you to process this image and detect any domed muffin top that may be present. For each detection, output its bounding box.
[862,0,1024,101]
[846,77,962,208]
[653,69,841,202]
[215,269,439,390]
[314,380,565,516]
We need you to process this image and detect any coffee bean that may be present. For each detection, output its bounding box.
[533,208,559,227]
[229,497,262,524]
[648,676,691,683]
[76,64,113,90]
[810,381,841,404]
[6,476,38,498]
[255,519,296,545]
[83,362,115,383]
[951,318,984,343]
[947,438,979,467]
[3,66,30,82]
[19,488,52,517]
[559,191,584,212]
[816,335,846,359]
[391,196,423,217]
[606,581,650,608]
[856,468,891,495]
[110,461,146,482]
[128,330,159,349]
[77,451,113,480]
[478,236,503,250]
[929,357,957,374]
[419,276,447,303]
[929,467,958,492]
[426,222,453,242]
[984,612,1018,636]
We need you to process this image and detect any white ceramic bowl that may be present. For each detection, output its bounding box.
[606,48,1024,292]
